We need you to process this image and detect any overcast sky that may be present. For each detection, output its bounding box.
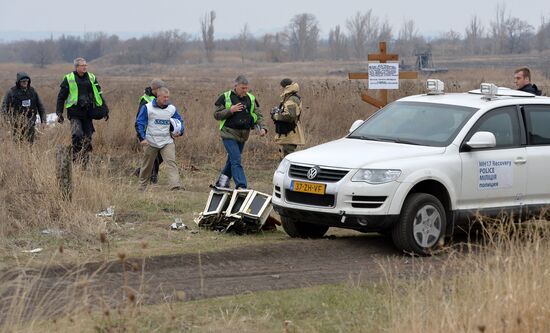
[1,0,549,40]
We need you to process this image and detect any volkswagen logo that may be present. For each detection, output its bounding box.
[306,166,321,180]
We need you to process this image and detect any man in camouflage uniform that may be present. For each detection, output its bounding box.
[271,78,305,159]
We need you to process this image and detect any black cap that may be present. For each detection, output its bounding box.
[280,78,293,88]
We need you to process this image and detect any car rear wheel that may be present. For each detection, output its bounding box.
[392,193,446,255]
[281,216,329,238]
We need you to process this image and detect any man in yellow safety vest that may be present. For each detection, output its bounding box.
[56,57,109,167]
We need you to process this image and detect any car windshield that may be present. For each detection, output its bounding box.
[348,101,478,147]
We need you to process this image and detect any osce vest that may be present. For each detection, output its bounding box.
[145,102,177,148]
[219,91,257,130]
[64,72,103,108]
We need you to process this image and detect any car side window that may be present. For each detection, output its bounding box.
[523,105,550,145]
[467,106,520,148]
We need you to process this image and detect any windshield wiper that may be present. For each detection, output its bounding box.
[386,138,421,145]
[348,135,381,141]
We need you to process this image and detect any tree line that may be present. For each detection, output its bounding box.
[1,5,549,68]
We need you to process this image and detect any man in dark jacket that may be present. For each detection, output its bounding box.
[135,78,166,183]
[213,75,267,189]
[514,67,542,96]
[1,72,46,143]
[56,57,109,166]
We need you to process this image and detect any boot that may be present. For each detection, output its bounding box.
[150,169,159,184]
[215,174,230,188]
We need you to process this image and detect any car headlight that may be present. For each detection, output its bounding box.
[351,169,401,184]
[275,158,290,174]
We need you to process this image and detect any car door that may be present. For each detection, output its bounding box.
[522,104,550,208]
[458,106,527,211]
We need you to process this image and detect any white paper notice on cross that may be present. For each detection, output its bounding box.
[368,63,399,90]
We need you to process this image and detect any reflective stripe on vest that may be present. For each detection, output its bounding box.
[219,90,257,130]
[64,72,103,108]
[140,94,154,104]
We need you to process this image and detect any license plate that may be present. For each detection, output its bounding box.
[291,180,326,195]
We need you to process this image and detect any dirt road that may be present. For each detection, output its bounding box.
[10,233,448,313]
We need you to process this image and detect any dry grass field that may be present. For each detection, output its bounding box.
[1,57,550,332]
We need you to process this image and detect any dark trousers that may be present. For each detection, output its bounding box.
[151,154,163,179]
[70,118,94,165]
[11,117,36,143]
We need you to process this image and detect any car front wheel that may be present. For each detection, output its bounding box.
[392,193,446,255]
[281,216,329,239]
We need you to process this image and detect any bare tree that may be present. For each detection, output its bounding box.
[346,10,379,59]
[263,32,288,62]
[200,10,216,63]
[490,3,508,54]
[25,39,58,68]
[287,13,319,61]
[536,16,550,53]
[504,18,533,53]
[439,30,462,56]
[465,16,485,55]
[378,19,393,43]
[328,25,348,60]
[395,19,420,56]
[239,24,251,64]
[154,30,189,62]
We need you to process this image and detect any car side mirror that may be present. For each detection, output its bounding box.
[349,119,364,133]
[465,131,496,149]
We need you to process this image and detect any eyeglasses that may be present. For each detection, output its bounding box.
[77,64,88,67]
[20,79,29,83]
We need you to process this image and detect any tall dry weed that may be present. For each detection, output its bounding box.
[384,217,550,333]
[0,121,113,246]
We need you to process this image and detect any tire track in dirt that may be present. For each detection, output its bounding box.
[1,234,449,321]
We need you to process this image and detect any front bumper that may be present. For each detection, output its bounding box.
[273,204,399,232]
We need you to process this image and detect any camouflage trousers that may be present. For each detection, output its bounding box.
[278,144,297,160]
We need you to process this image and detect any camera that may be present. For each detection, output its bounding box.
[270,106,282,116]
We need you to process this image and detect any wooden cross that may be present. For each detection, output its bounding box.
[348,41,418,108]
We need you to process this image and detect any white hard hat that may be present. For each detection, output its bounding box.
[170,118,182,136]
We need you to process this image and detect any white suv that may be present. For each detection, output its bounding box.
[272,81,550,255]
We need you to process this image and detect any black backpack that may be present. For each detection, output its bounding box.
[274,93,301,136]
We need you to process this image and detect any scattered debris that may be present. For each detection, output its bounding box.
[41,228,64,236]
[96,206,115,218]
[170,218,188,230]
[195,187,273,234]
[270,274,280,279]
[22,248,43,253]
[36,113,59,126]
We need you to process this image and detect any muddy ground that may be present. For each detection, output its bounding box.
[1,232,458,322]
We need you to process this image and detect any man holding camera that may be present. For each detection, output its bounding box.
[213,75,267,189]
[56,57,109,166]
[271,78,305,159]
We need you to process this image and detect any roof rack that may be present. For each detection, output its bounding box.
[468,84,536,99]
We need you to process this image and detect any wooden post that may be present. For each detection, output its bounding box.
[349,41,418,108]
[56,145,73,201]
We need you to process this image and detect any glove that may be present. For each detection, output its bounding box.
[57,114,64,124]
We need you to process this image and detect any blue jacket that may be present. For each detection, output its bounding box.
[135,99,184,142]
